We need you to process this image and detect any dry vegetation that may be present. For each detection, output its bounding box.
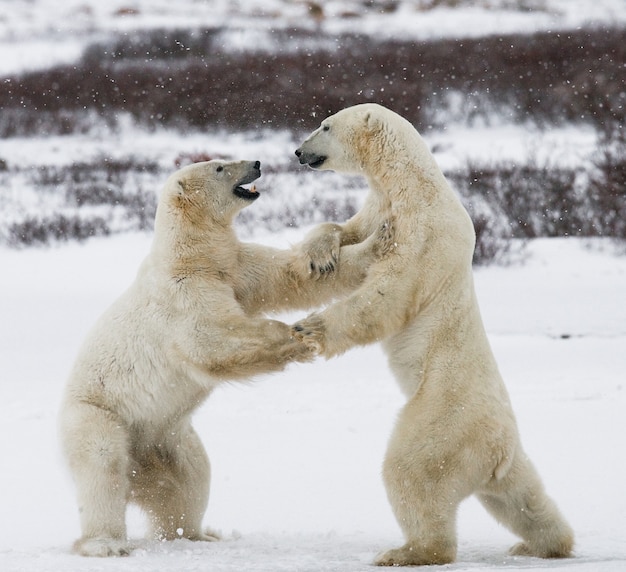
[1,26,624,262]
[3,27,624,133]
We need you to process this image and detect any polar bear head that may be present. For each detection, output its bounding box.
[295,105,373,174]
[295,103,429,179]
[156,159,261,233]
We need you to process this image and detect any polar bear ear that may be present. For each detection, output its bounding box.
[172,179,192,209]
[364,110,383,133]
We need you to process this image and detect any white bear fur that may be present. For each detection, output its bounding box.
[59,159,390,557]
[293,104,574,566]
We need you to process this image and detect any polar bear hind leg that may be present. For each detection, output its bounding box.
[374,401,482,566]
[130,422,218,542]
[477,452,574,559]
[60,402,131,556]
[376,453,462,565]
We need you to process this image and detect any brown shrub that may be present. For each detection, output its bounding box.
[1,27,623,135]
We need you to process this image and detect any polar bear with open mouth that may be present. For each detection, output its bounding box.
[59,158,392,557]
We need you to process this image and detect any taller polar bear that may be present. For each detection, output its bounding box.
[293,103,574,566]
[59,159,391,557]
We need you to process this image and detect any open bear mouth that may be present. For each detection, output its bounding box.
[233,184,259,201]
[233,171,261,201]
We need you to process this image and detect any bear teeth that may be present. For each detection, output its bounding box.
[249,184,257,193]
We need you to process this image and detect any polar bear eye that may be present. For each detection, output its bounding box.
[322,124,330,132]
[216,165,224,172]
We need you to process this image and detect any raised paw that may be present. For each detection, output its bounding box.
[298,227,342,279]
[291,314,326,354]
[358,218,396,261]
[376,218,396,257]
[307,247,339,278]
[285,336,319,362]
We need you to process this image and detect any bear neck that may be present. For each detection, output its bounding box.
[152,206,238,278]
[363,128,451,210]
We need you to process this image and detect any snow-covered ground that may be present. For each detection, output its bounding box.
[1,233,625,571]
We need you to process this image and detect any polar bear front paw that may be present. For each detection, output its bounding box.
[291,314,326,354]
[73,537,133,557]
[297,227,342,279]
[374,219,396,257]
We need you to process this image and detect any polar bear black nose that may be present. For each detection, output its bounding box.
[254,161,261,169]
[295,149,302,157]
